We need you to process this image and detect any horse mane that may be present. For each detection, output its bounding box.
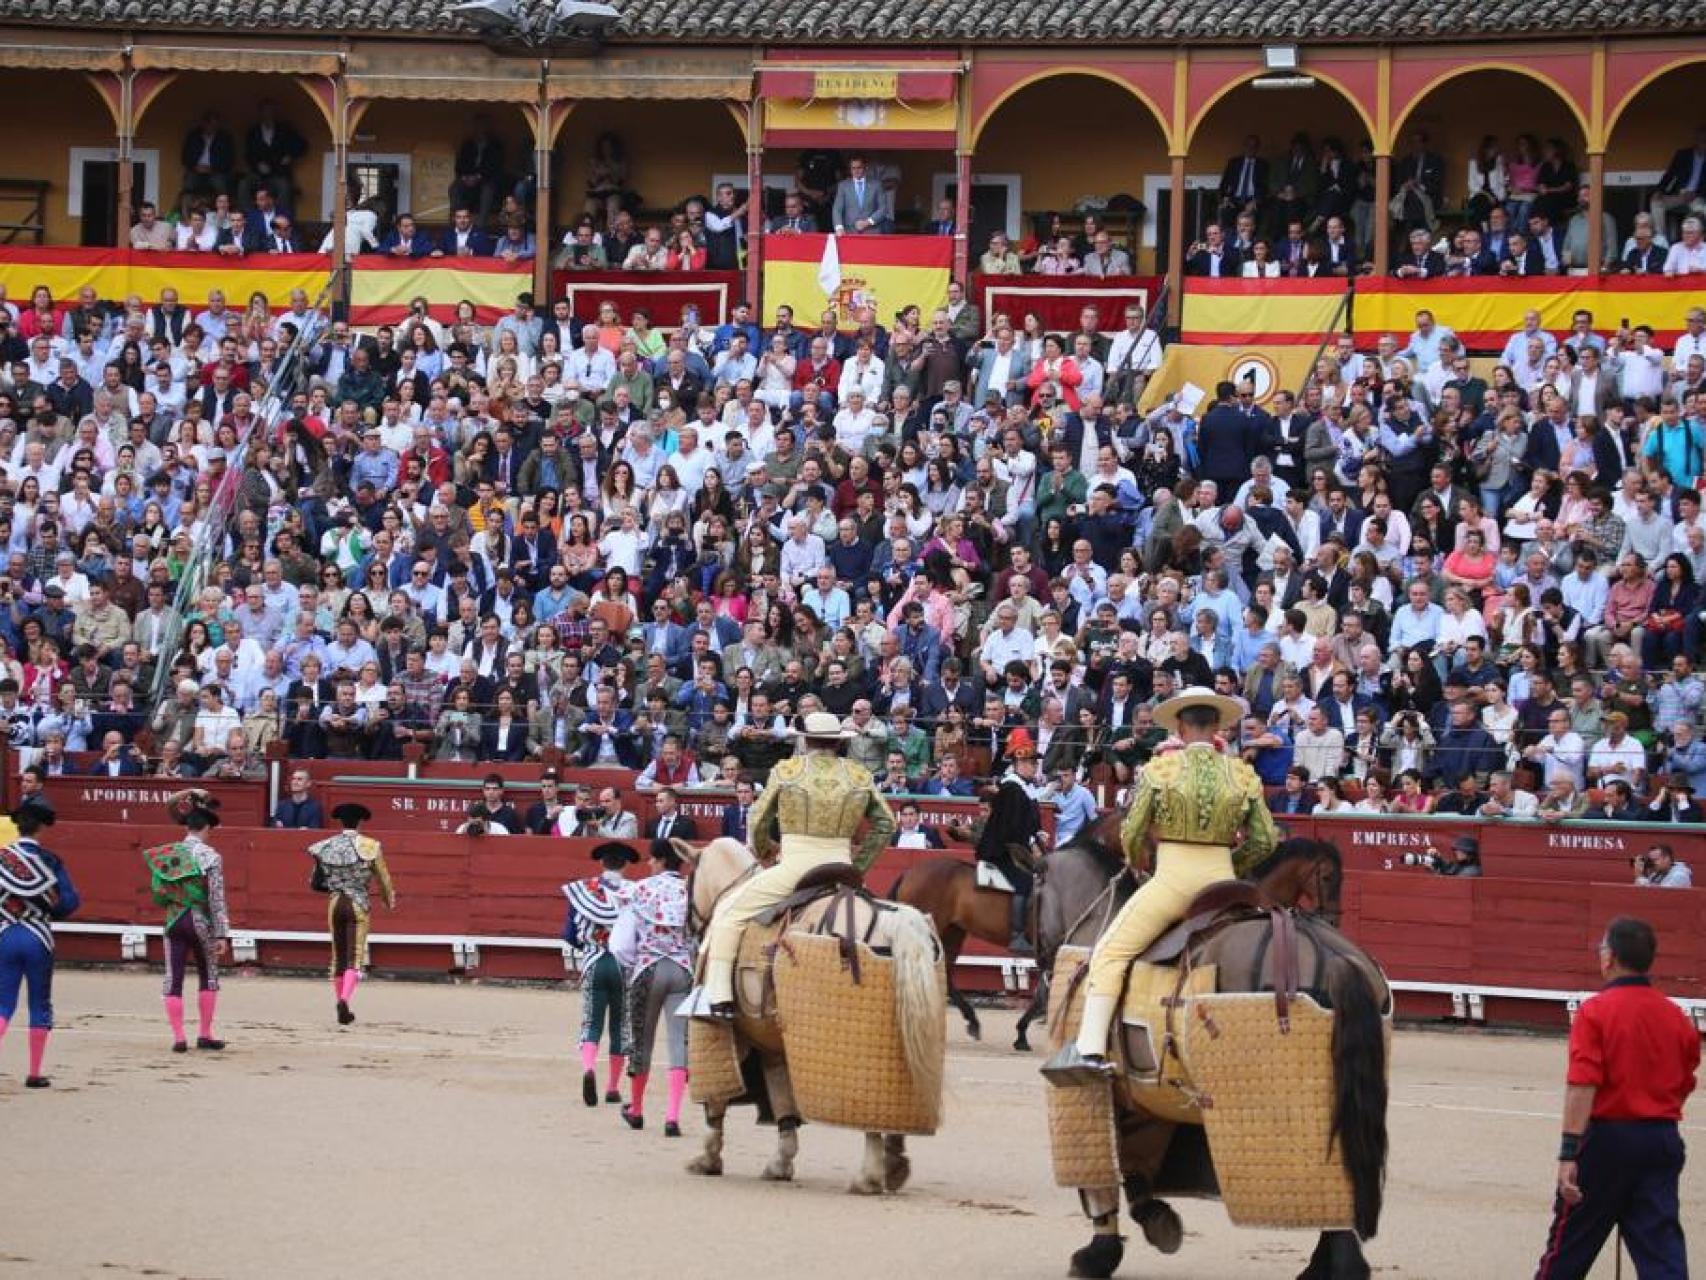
[1059,827,1126,878]
[1245,836,1341,883]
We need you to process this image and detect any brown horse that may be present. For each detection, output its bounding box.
[889,857,1049,1049]
[1038,836,1387,1280]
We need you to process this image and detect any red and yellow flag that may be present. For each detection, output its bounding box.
[1355,276,1706,349]
[348,255,532,326]
[0,247,328,309]
[762,233,950,330]
[1181,278,1350,345]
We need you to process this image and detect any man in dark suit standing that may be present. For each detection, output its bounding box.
[832,155,890,234]
[180,111,235,212]
[449,117,504,222]
[1218,134,1269,226]
[719,777,757,842]
[649,788,699,842]
[242,99,306,211]
[1395,129,1445,229]
[1196,381,1257,499]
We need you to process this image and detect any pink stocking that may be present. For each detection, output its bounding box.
[338,970,361,1003]
[197,990,218,1039]
[606,1054,625,1093]
[579,1041,598,1072]
[27,1028,48,1077]
[666,1067,688,1124]
[628,1071,649,1115]
[164,996,187,1042]
[0,1014,9,1042]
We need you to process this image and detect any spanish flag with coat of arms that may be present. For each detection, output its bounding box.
[762,233,951,329]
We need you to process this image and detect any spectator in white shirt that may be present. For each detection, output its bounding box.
[833,390,876,455]
[1524,708,1587,790]
[1662,216,1706,275]
[1478,770,1539,818]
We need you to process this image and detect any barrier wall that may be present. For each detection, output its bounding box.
[969,273,1162,334]
[551,268,741,329]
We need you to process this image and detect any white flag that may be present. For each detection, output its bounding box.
[816,233,842,300]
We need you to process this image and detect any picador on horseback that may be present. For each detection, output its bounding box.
[976,727,1046,954]
[691,711,896,1021]
[1045,685,1279,1084]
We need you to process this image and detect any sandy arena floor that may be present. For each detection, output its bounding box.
[0,971,1700,1280]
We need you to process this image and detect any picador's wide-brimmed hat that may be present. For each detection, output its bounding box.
[797,711,853,740]
[1154,686,1244,736]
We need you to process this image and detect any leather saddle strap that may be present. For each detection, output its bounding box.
[1269,908,1299,1033]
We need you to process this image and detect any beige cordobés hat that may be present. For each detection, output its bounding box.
[798,711,853,740]
[1153,686,1245,736]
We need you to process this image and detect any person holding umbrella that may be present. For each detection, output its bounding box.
[307,803,398,1026]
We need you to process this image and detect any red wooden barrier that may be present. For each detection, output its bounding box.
[38,776,270,827]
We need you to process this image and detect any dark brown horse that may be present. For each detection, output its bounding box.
[1037,833,1385,1280]
[894,809,1340,1053]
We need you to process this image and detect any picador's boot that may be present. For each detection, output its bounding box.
[1008,891,1034,954]
[1043,993,1119,1086]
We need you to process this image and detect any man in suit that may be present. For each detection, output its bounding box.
[766,191,818,235]
[1081,231,1133,277]
[970,325,1030,406]
[1196,381,1258,498]
[379,213,431,259]
[648,787,698,841]
[241,99,306,210]
[1321,216,1359,275]
[449,117,504,222]
[1499,230,1548,278]
[1526,212,1567,275]
[1392,227,1447,278]
[1450,228,1499,277]
[576,687,642,768]
[1218,134,1269,225]
[435,208,494,258]
[641,598,688,666]
[719,777,757,842]
[1314,486,1365,550]
[925,198,956,237]
[1621,216,1668,274]
[180,111,236,211]
[262,215,299,254]
[1650,127,1706,236]
[1186,223,1241,278]
[84,730,144,776]
[214,210,262,257]
[1567,345,1622,420]
[832,155,891,234]
[1394,130,1445,229]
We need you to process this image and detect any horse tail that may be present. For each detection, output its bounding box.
[888,903,947,1127]
[1327,953,1388,1240]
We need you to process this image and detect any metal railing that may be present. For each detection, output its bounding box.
[149,266,345,709]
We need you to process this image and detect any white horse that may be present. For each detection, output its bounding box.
[681,837,947,1194]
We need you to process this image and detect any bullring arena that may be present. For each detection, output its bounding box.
[3,971,1695,1279]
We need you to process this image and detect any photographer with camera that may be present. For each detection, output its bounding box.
[1633,843,1694,888]
[1404,834,1482,877]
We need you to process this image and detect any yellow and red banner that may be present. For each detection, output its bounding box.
[0,247,329,310]
[348,256,532,327]
[1139,344,1321,412]
[762,233,951,331]
[1355,276,1706,350]
[1181,277,1351,345]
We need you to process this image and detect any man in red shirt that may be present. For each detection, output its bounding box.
[1536,915,1699,1279]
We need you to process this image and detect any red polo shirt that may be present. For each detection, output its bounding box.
[1567,977,1700,1122]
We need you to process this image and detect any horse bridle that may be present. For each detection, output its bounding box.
[685,860,758,940]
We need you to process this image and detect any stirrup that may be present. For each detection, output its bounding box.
[1008,933,1035,954]
[1041,1044,1116,1088]
[680,985,734,1023]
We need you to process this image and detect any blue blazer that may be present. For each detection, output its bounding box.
[575,710,642,769]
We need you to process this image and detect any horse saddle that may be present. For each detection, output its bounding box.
[1135,880,1265,967]
[750,864,866,927]
[974,861,1016,894]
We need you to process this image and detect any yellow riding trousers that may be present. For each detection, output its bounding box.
[703,835,851,1005]
[1084,841,1236,999]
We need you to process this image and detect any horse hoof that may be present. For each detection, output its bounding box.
[686,1156,723,1177]
[1068,1235,1124,1279]
[1134,1199,1183,1255]
[761,1162,794,1182]
[848,1175,886,1196]
[883,1157,912,1192]
[1013,1036,1031,1053]
[966,1021,982,1042]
